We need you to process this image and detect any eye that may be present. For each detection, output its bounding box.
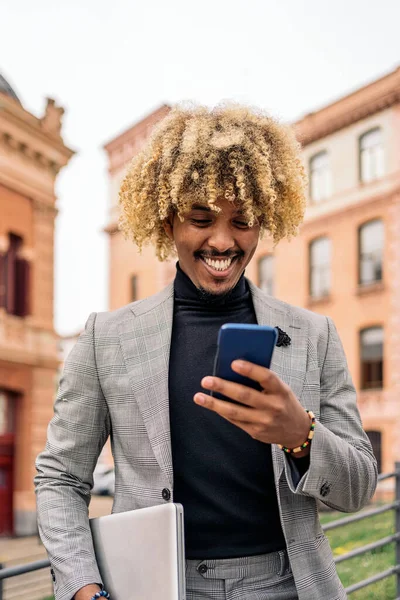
[234,220,250,228]
[191,218,212,226]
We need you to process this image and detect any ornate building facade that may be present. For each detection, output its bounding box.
[0,74,73,535]
[103,67,400,477]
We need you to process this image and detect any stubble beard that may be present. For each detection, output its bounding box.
[194,252,245,303]
[197,274,245,304]
[197,286,234,304]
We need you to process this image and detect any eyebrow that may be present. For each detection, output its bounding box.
[191,204,212,212]
[190,204,245,215]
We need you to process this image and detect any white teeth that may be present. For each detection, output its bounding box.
[203,257,233,271]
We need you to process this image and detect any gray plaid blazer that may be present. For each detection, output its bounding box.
[35,281,378,600]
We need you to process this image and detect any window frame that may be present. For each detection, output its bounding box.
[309,150,332,204]
[257,255,274,296]
[359,127,384,184]
[0,233,30,318]
[360,326,384,390]
[358,219,384,286]
[309,236,332,299]
[0,390,16,436]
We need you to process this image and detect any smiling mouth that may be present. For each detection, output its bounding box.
[199,255,240,275]
[203,256,233,271]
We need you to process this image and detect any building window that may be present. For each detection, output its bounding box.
[0,233,30,317]
[360,128,384,183]
[359,220,384,285]
[309,237,331,298]
[258,255,274,296]
[130,275,138,302]
[366,431,382,473]
[360,327,383,390]
[309,151,331,203]
[0,390,15,436]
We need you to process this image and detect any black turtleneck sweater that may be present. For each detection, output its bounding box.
[168,264,286,559]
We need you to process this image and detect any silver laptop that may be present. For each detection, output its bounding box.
[90,503,186,600]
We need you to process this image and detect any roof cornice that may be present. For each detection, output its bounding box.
[0,94,75,162]
[294,66,400,146]
[103,104,171,153]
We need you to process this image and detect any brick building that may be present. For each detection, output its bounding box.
[103,67,400,476]
[0,74,73,535]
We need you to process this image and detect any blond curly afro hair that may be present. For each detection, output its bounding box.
[119,103,306,261]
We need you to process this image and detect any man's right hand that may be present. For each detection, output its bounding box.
[74,584,102,599]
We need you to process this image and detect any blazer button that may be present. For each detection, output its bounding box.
[198,564,208,574]
[162,488,171,501]
[320,482,331,497]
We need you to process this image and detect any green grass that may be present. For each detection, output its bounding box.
[321,507,396,599]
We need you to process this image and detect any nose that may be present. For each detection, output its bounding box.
[207,222,236,254]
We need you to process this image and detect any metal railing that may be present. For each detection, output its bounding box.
[0,462,399,599]
[322,461,400,597]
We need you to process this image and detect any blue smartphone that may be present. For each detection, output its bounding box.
[211,324,278,401]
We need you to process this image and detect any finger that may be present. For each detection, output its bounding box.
[201,376,260,408]
[230,361,283,394]
[193,392,258,423]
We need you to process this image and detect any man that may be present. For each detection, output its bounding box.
[35,104,377,600]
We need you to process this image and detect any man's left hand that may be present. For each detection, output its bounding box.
[194,360,311,454]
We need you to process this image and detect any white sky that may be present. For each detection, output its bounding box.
[1,0,399,335]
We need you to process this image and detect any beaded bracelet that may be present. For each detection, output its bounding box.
[278,410,316,454]
[90,591,110,600]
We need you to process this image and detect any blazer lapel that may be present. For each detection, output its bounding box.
[249,281,309,477]
[118,284,174,486]
[249,281,308,399]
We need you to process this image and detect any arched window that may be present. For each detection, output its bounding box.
[359,128,384,183]
[309,151,331,203]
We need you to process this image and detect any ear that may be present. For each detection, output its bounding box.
[163,214,174,241]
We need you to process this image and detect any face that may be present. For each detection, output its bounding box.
[163,197,260,295]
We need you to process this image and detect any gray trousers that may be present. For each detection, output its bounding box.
[185,550,298,599]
